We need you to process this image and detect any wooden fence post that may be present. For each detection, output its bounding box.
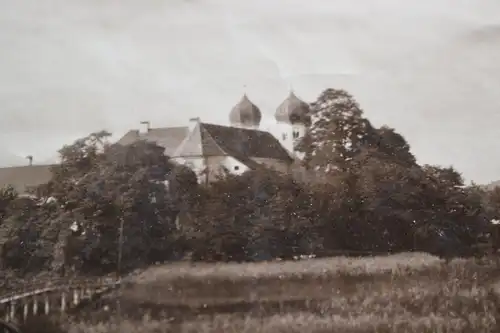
[22,300,28,322]
[44,294,50,315]
[32,296,38,316]
[9,301,15,322]
[60,291,67,313]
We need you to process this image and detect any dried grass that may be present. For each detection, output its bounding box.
[133,252,441,283]
[50,254,500,332]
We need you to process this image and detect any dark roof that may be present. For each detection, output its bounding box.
[229,94,262,127]
[116,126,188,157]
[0,164,53,194]
[173,122,293,164]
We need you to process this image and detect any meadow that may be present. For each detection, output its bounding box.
[43,252,500,333]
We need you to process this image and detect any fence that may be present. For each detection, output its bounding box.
[0,277,121,329]
[0,320,19,333]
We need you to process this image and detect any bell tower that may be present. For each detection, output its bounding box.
[275,91,310,156]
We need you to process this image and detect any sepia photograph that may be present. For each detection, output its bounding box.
[0,0,500,332]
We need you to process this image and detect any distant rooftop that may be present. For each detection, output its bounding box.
[0,164,53,194]
[117,126,189,157]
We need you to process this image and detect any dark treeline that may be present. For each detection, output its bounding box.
[0,88,499,279]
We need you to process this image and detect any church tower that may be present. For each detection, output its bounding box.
[275,91,310,156]
[229,94,262,129]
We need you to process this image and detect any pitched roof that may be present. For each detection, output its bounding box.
[116,127,188,157]
[173,122,293,164]
[0,164,53,194]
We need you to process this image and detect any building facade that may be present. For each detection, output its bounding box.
[0,91,312,191]
[117,91,311,183]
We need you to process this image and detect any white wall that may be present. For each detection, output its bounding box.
[219,156,249,176]
[171,155,250,183]
[251,157,290,173]
[268,122,306,158]
[206,155,249,181]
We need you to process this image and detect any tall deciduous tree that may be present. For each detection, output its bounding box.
[2,131,191,276]
[51,139,180,273]
[297,88,375,174]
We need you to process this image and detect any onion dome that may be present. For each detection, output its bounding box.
[275,91,310,124]
[229,94,262,127]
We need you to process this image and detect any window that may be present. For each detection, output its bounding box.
[293,131,300,139]
[282,133,287,140]
[234,165,240,171]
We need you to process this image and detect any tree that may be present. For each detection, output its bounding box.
[472,186,500,253]
[187,173,253,261]
[301,176,355,255]
[415,165,489,256]
[43,131,112,208]
[371,126,416,167]
[297,88,375,174]
[478,186,500,220]
[422,165,464,188]
[348,148,426,252]
[0,132,186,276]
[187,168,324,261]
[0,197,52,273]
[0,185,17,221]
[54,139,179,273]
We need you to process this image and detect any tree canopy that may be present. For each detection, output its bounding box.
[1,133,191,276]
[0,88,497,280]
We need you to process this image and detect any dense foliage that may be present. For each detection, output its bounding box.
[0,132,189,277]
[0,88,498,279]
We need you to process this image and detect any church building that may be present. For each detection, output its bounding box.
[117,91,311,183]
[0,92,312,191]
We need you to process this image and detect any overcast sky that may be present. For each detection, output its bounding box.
[1,0,500,183]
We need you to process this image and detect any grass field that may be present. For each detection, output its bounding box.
[52,253,500,332]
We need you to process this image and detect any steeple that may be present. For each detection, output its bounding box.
[275,90,310,125]
[229,94,262,129]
